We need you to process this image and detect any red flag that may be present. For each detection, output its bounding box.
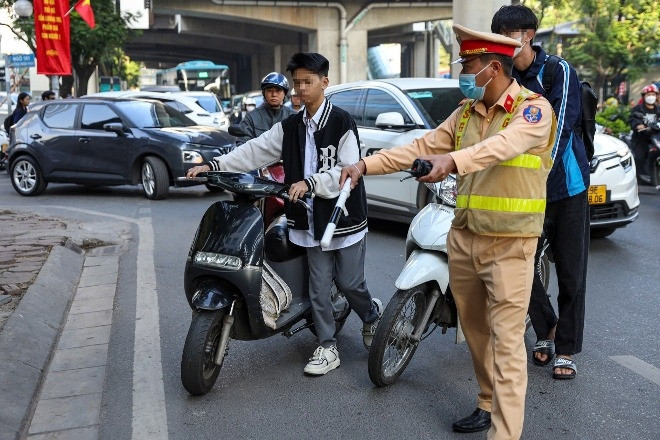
[35,0,72,75]
[74,0,95,29]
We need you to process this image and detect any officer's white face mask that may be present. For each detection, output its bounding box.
[645,94,657,105]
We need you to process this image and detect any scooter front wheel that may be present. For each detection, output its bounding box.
[181,310,226,396]
[368,286,427,387]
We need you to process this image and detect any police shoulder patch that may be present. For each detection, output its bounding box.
[522,105,542,123]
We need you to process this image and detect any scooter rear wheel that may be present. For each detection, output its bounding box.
[368,286,427,387]
[181,310,226,396]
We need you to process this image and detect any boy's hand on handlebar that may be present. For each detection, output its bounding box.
[289,180,309,203]
[417,154,456,183]
[340,160,365,190]
[187,164,210,179]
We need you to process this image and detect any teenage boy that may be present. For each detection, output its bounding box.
[187,52,382,376]
[491,5,590,380]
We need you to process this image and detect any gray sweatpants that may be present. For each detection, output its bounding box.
[306,236,378,348]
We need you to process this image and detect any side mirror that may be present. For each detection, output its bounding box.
[375,112,416,130]
[228,124,247,137]
[104,122,125,136]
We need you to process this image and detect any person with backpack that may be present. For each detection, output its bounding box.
[3,92,31,134]
[492,5,590,380]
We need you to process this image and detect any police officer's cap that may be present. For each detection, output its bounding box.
[451,24,522,64]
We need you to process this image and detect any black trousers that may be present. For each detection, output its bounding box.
[528,191,589,356]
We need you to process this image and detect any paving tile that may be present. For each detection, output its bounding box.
[83,256,118,267]
[79,264,118,277]
[39,366,105,400]
[28,426,98,440]
[68,297,114,315]
[74,284,116,300]
[64,310,113,330]
[57,326,111,350]
[77,273,117,288]
[48,345,108,372]
[28,393,101,434]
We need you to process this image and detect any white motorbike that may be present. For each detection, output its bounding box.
[367,159,550,387]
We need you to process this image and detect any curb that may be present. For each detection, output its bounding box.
[0,241,85,440]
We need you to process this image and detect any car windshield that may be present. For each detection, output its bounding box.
[115,100,196,128]
[249,95,264,107]
[194,95,222,113]
[405,88,465,128]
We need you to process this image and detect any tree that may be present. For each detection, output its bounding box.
[1,0,138,97]
[555,0,660,101]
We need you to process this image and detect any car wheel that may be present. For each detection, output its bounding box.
[141,156,169,200]
[590,227,616,239]
[10,156,48,196]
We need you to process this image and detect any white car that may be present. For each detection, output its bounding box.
[588,133,640,238]
[326,78,464,222]
[173,91,230,131]
[326,79,640,238]
[86,91,223,128]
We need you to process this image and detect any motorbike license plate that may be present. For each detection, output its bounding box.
[588,185,607,205]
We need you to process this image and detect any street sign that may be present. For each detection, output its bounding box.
[8,54,35,68]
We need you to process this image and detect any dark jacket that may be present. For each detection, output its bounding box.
[629,103,660,149]
[236,103,296,145]
[12,106,27,124]
[513,46,590,202]
[208,101,368,240]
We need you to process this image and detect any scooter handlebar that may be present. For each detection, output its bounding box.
[177,172,208,182]
[320,177,352,248]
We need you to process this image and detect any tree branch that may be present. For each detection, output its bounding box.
[0,22,36,53]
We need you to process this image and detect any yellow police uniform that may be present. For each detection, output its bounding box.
[362,24,556,440]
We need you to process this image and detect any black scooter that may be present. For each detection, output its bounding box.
[179,171,351,395]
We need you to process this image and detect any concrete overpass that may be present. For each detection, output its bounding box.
[126,0,513,92]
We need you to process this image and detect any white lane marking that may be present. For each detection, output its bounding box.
[132,217,169,439]
[609,355,660,386]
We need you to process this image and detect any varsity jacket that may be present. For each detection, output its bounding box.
[208,100,368,240]
[514,46,590,202]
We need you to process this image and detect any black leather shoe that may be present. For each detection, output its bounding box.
[452,408,491,433]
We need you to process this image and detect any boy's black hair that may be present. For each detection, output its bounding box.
[491,5,539,33]
[286,52,329,77]
[41,90,56,100]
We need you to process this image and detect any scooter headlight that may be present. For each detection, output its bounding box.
[425,174,457,207]
[194,252,242,270]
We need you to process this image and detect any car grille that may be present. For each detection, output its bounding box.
[590,201,636,221]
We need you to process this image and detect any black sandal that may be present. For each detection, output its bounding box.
[552,357,577,380]
[532,339,555,366]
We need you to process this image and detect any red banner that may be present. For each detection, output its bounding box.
[35,0,71,75]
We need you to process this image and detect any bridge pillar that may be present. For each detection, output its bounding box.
[451,0,512,76]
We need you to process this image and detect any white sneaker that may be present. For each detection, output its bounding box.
[303,345,340,375]
[362,298,383,349]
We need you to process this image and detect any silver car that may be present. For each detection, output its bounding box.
[326,78,463,222]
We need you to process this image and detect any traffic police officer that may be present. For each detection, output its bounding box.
[341,24,557,440]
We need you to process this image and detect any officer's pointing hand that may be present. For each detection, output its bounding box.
[417,154,456,183]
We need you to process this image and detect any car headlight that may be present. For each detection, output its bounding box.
[182,151,204,164]
[193,252,242,270]
[616,146,633,172]
[424,174,457,207]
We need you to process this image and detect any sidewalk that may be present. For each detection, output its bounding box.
[0,209,127,440]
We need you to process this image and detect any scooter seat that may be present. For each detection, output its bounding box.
[264,215,306,262]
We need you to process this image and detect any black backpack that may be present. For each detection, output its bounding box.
[3,113,13,133]
[542,55,598,161]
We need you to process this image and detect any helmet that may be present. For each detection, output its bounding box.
[261,72,289,94]
[641,84,658,95]
[244,98,256,106]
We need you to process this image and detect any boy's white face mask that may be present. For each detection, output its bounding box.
[645,94,657,105]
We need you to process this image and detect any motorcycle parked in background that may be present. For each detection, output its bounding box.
[367,159,550,387]
[630,115,660,188]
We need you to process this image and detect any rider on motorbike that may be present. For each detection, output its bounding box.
[629,84,660,184]
[235,72,296,145]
